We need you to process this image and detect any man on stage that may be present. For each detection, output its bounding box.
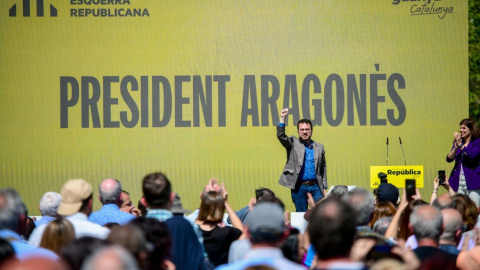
[277,108,327,212]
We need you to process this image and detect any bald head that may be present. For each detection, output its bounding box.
[82,246,139,270]
[410,205,443,242]
[440,208,463,243]
[433,194,455,209]
[99,179,122,205]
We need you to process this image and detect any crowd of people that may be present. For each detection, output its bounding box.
[0,117,479,269]
[0,172,479,270]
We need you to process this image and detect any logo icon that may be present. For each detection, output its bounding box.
[9,0,57,17]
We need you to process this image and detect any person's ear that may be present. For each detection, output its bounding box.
[455,229,462,239]
[281,229,291,241]
[408,224,413,235]
[245,226,252,239]
[88,197,93,212]
[140,197,148,208]
[17,213,27,234]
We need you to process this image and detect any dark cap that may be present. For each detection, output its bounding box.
[376,183,399,205]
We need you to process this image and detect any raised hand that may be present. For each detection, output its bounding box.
[453,132,462,145]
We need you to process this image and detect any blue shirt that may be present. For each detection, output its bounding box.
[145,208,173,222]
[216,247,306,270]
[34,216,56,227]
[0,229,58,261]
[439,244,461,256]
[303,244,315,267]
[227,206,250,224]
[299,143,316,181]
[88,204,135,226]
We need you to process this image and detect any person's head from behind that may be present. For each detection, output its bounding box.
[0,188,25,234]
[245,202,287,246]
[459,118,480,140]
[98,179,122,206]
[57,179,93,217]
[81,246,139,270]
[308,197,356,260]
[39,217,75,255]
[257,197,285,212]
[372,217,393,236]
[280,228,304,264]
[61,237,108,270]
[433,193,456,210]
[452,193,479,231]
[197,191,225,225]
[39,192,61,217]
[255,188,275,200]
[397,199,429,240]
[369,201,397,228]
[328,185,348,199]
[142,172,172,210]
[107,225,150,269]
[297,119,313,141]
[440,208,464,245]
[343,188,375,226]
[409,205,443,243]
[128,217,172,270]
[375,183,399,206]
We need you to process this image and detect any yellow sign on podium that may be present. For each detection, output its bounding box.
[370,166,424,188]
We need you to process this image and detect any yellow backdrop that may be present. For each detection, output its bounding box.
[0,0,468,214]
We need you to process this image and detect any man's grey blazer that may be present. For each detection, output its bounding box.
[277,125,327,190]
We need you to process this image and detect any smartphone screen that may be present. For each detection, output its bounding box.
[405,179,416,201]
[438,170,446,185]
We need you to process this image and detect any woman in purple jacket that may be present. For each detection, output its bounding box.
[447,118,480,207]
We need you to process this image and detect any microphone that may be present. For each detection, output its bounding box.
[399,137,406,166]
[386,137,389,166]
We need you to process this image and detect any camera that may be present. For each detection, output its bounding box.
[378,172,388,184]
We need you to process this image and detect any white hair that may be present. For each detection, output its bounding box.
[410,205,443,242]
[39,192,62,216]
[0,188,24,231]
[343,188,375,226]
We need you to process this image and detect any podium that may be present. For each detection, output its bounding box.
[370,165,424,188]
